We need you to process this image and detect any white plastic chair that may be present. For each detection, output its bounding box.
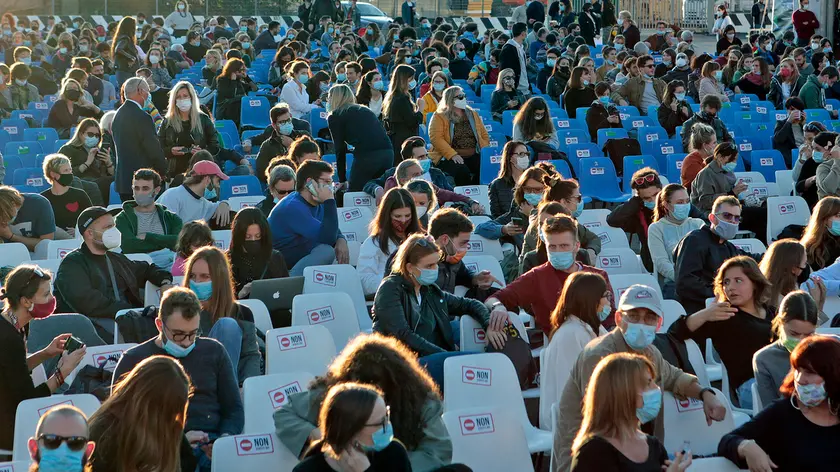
[775,169,794,197]
[468,215,491,226]
[443,353,552,454]
[662,387,735,456]
[720,362,754,421]
[454,185,491,212]
[227,195,266,211]
[291,292,361,351]
[13,394,101,461]
[35,239,80,260]
[265,325,337,376]
[337,206,374,244]
[462,255,506,288]
[746,182,780,198]
[576,209,611,231]
[608,273,663,303]
[688,457,747,471]
[0,461,33,471]
[684,339,711,387]
[143,276,184,307]
[242,372,315,433]
[239,299,273,334]
[29,259,61,278]
[30,364,47,386]
[459,316,487,353]
[442,407,533,472]
[466,234,504,261]
[125,253,153,264]
[592,225,631,249]
[211,230,232,250]
[347,240,361,267]
[659,299,686,333]
[766,196,811,243]
[64,343,137,386]
[751,382,763,415]
[303,264,372,331]
[730,238,767,255]
[733,171,766,184]
[594,247,646,275]
[210,432,299,471]
[342,191,376,212]
[0,243,30,267]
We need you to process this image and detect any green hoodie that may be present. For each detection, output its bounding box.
[115,201,183,253]
[799,74,825,110]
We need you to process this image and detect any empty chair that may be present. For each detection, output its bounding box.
[342,191,376,212]
[291,292,361,350]
[733,171,766,185]
[775,169,794,197]
[242,372,315,433]
[766,196,811,243]
[13,394,101,461]
[590,225,631,249]
[302,264,371,331]
[239,96,271,130]
[210,432,300,471]
[750,150,788,182]
[576,208,612,231]
[594,247,647,274]
[265,325,337,376]
[219,175,262,199]
[238,299,273,334]
[662,388,735,457]
[596,127,629,148]
[0,243,30,267]
[337,206,374,244]
[578,158,632,203]
[442,407,533,472]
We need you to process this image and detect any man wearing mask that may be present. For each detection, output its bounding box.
[91,59,116,102]
[613,54,665,115]
[499,22,530,96]
[114,287,243,472]
[13,46,57,95]
[115,169,183,270]
[800,66,840,118]
[72,57,103,106]
[253,20,280,53]
[662,51,692,84]
[55,206,173,340]
[255,104,309,183]
[792,0,819,47]
[680,94,732,152]
[157,160,232,228]
[28,405,96,472]
[112,77,167,202]
[425,208,498,297]
[673,196,761,315]
[618,10,640,49]
[552,284,727,472]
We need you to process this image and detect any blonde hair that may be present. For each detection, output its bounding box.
[496,68,516,91]
[572,353,655,454]
[42,154,72,184]
[165,81,203,136]
[0,186,24,227]
[436,86,470,123]
[689,122,716,152]
[60,77,83,100]
[327,83,356,114]
[204,49,222,69]
[391,234,441,276]
[68,117,101,148]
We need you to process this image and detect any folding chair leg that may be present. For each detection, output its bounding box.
[533,452,544,471]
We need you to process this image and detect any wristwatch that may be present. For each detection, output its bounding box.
[489,301,505,310]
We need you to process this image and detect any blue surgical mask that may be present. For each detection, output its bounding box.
[714,70,723,81]
[675,92,686,101]
[373,80,385,91]
[408,79,417,90]
[643,200,655,210]
[320,82,330,92]
[712,218,739,240]
[337,73,347,82]
[433,82,445,91]
[20,57,32,66]
[671,203,690,220]
[573,200,584,218]
[163,336,196,358]
[598,95,610,104]
[189,280,213,301]
[583,79,590,86]
[84,136,99,148]
[622,322,657,350]
[363,423,394,452]
[418,159,431,172]
[636,387,662,423]
[203,186,217,200]
[328,27,335,34]
[38,443,85,472]
[829,219,840,236]
[524,193,542,206]
[278,123,294,135]
[415,268,438,285]
[722,161,737,172]
[597,304,611,321]
[814,151,824,163]
[298,74,309,84]
[143,92,152,109]
[546,59,556,68]
[547,250,575,270]
[457,50,466,59]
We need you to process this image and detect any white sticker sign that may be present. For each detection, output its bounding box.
[600,256,622,267]
[459,413,496,435]
[307,305,335,324]
[268,381,303,408]
[590,167,604,175]
[675,397,704,413]
[235,434,275,456]
[276,331,307,351]
[342,208,363,221]
[231,185,248,195]
[312,270,337,286]
[462,366,492,386]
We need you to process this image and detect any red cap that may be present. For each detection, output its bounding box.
[190,160,229,180]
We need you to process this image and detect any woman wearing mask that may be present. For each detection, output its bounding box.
[358,188,422,296]
[541,272,609,430]
[275,333,453,471]
[513,97,560,150]
[165,0,195,38]
[404,179,437,229]
[648,184,704,299]
[46,77,102,138]
[384,64,424,162]
[489,140,531,218]
[293,382,411,472]
[145,46,172,88]
[698,61,729,104]
[59,118,114,203]
[585,82,622,142]
[654,48,677,78]
[420,70,447,115]
[680,122,717,192]
[719,335,840,469]
[606,168,663,273]
[734,55,772,100]
[490,68,525,121]
[731,54,755,83]
[571,353,692,471]
[794,122,828,207]
[753,290,820,409]
[720,48,742,87]
[372,234,500,386]
[41,154,91,238]
[158,81,220,177]
[172,220,214,276]
[712,4,735,41]
[227,207,289,299]
[0,265,86,452]
[759,239,824,310]
[182,246,261,384]
[267,47,295,90]
[280,61,321,120]
[201,49,222,88]
[307,71,332,105]
[89,356,197,472]
[356,70,385,117]
[716,25,741,54]
[546,56,571,104]
[768,58,806,110]
[563,66,596,119]
[111,16,138,86]
[657,80,691,137]
[815,131,840,199]
[327,84,393,191]
[216,58,258,126]
[429,86,491,186]
[801,196,840,270]
[185,31,209,64]
[669,256,774,410]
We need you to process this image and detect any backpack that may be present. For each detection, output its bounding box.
[115,306,159,344]
[485,321,537,390]
[65,355,118,401]
[602,137,641,176]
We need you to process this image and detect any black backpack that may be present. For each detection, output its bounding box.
[65,355,119,401]
[115,306,159,344]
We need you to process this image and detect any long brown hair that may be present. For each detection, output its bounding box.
[220,57,245,79]
[369,188,420,256]
[653,183,688,222]
[182,246,236,323]
[714,256,771,308]
[512,165,552,205]
[771,290,819,337]
[309,333,439,449]
[513,96,555,142]
[759,239,806,308]
[497,140,528,183]
[110,16,136,58]
[801,196,840,268]
[383,64,416,117]
[550,272,607,339]
[306,382,383,459]
[89,356,191,472]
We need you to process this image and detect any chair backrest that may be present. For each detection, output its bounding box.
[239,299,274,334]
[242,372,315,433]
[337,206,374,244]
[665,153,686,184]
[291,292,361,351]
[577,209,611,231]
[342,192,376,212]
[730,238,767,255]
[13,394,101,461]
[308,107,329,138]
[35,238,80,260]
[733,171,766,185]
[5,140,42,157]
[28,313,107,375]
[662,387,735,457]
[460,315,488,353]
[443,353,529,427]
[454,185,491,213]
[211,229,232,250]
[442,407,533,472]
[220,175,262,200]
[596,127,629,148]
[64,343,137,386]
[687,457,746,471]
[578,157,625,199]
[239,96,271,129]
[659,299,686,333]
[594,247,646,274]
[590,225,631,249]
[143,276,185,306]
[622,154,659,191]
[608,274,663,303]
[0,242,30,266]
[302,264,371,331]
[265,325,336,376]
[750,150,788,182]
[462,255,506,288]
[775,169,794,197]
[684,339,711,387]
[227,195,266,211]
[746,181,780,198]
[0,461,31,472]
[479,147,503,185]
[210,432,299,471]
[766,196,811,243]
[466,234,505,261]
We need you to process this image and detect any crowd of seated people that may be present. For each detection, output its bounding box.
[5,8,840,472]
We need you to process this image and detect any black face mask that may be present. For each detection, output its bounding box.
[65,89,81,101]
[243,240,262,254]
[797,264,811,285]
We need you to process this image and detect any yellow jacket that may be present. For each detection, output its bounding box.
[428,108,491,164]
[420,91,442,116]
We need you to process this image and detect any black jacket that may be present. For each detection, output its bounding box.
[500,42,525,90]
[372,274,489,356]
[253,29,279,53]
[795,156,820,208]
[661,66,692,86]
[381,98,421,163]
[585,101,621,141]
[564,87,597,119]
[112,100,167,193]
[578,11,600,46]
[256,128,310,183]
[657,100,692,137]
[526,0,546,24]
[158,112,222,176]
[772,119,801,168]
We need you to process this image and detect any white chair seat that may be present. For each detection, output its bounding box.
[523,426,553,453]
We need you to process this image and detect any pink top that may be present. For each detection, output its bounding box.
[171,255,187,276]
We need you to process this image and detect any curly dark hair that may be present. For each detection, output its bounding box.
[309,333,440,450]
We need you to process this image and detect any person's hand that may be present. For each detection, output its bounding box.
[190,145,203,154]
[733,181,748,196]
[488,307,508,332]
[700,301,738,323]
[507,99,518,108]
[486,328,507,350]
[242,140,252,153]
[338,446,371,472]
[374,187,385,205]
[474,270,500,290]
[97,148,111,162]
[467,78,475,85]
[502,221,524,236]
[470,202,485,214]
[800,145,813,160]
[701,390,727,425]
[807,276,827,312]
[213,202,231,227]
[159,283,175,294]
[172,146,187,156]
[200,442,214,460]
[58,345,87,379]
[335,238,350,264]
[452,155,465,165]
[804,175,816,189]
[238,282,253,299]
[681,105,691,115]
[607,114,620,123]
[45,333,72,357]
[85,147,98,165]
[315,181,335,202]
[66,227,76,238]
[186,430,209,446]
[670,99,679,111]
[314,99,322,106]
[788,110,801,123]
[664,450,693,472]
[0,223,12,240]
[740,440,777,472]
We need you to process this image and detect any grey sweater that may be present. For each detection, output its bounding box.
[752,340,790,409]
[113,337,244,435]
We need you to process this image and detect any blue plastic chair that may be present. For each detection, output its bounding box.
[481,115,499,135]
[620,115,656,130]
[748,101,775,121]
[220,175,263,200]
[622,155,659,191]
[52,139,69,153]
[638,126,668,153]
[596,128,628,149]
[479,147,504,185]
[0,129,10,151]
[109,181,122,205]
[12,167,48,191]
[0,119,29,141]
[2,155,22,185]
[748,122,773,137]
[650,138,682,171]
[750,150,787,182]
[554,117,585,131]
[239,96,271,130]
[804,108,831,124]
[23,128,59,153]
[480,84,495,105]
[827,99,840,115]
[550,108,569,119]
[574,107,590,127]
[548,159,573,178]
[733,94,759,108]
[616,105,640,117]
[214,120,241,147]
[666,153,687,184]
[578,157,632,203]
[558,129,592,154]
[735,136,758,165]
[11,109,45,125]
[4,141,42,157]
[487,132,506,149]
[566,143,604,175]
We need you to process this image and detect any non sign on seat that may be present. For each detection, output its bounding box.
[337,206,374,244]
[731,238,767,255]
[454,185,491,212]
[291,292,361,350]
[577,209,611,232]
[210,432,300,471]
[219,175,262,200]
[578,158,632,203]
[766,196,811,243]
[466,234,505,261]
[242,372,315,433]
[750,149,788,182]
[594,247,646,275]
[442,407,533,472]
[302,264,371,331]
[239,96,271,130]
[265,325,337,376]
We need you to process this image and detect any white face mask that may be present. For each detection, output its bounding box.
[99,227,122,250]
[515,156,530,169]
[453,98,467,109]
[415,205,427,218]
[176,98,192,112]
[149,55,160,65]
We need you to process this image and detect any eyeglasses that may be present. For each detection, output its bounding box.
[163,324,201,342]
[715,211,742,224]
[85,132,101,139]
[455,94,466,100]
[523,186,544,193]
[634,173,658,186]
[365,406,391,431]
[512,151,529,158]
[274,188,294,196]
[623,311,660,324]
[643,63,655,69]
[38,434,88,451]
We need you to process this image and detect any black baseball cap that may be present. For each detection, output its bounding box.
[77,206,121,234]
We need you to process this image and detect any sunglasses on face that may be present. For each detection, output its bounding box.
[634,173,657,185]
[455,94,466,100]
[274,188,294,196]
[643,63,655,69]
[38,434,88,451]
[715,211,742,224]
[85,132,100,139]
